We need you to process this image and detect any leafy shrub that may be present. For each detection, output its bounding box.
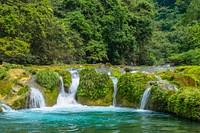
[0,69,7,80]
[169,49,200,65]
[36,70,59,90]
[28,67,39,75]
[2,63,23,70]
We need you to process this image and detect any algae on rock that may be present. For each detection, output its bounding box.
[0,68,30,109]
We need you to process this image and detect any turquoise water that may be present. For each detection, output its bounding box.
[0,106,199,132]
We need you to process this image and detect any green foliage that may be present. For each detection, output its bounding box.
[0,68,7,80]
[27,67,39,75]
[2,63,23,70]
[0,0,199,65]
[0,37,30,63]
[169,49,200,65]
[77,69,113,105]
[36,70,59,90]
[117,72,156,107]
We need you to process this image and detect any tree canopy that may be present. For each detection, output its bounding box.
[0,0,199,65]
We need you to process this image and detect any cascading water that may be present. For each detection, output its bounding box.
[140,87,151,110]
[56,69,80,107]
[29,87,46,108]
[110,76,118,106]
[0,103,12,112]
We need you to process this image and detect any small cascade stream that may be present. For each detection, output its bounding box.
[140,87,151,110]
[0,103,13,112]
[110,76,118,106]
[29,87,46,108]
[56,69,80,107]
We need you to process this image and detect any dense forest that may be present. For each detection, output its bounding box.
[0,0,199,65]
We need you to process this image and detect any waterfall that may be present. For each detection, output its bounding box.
[56,69,80,107]
[0,103,12,112]
[140,87,151,110]
[110,76,118,106]
[29,87,46,108]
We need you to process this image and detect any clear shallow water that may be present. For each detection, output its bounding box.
[0,106,199,133]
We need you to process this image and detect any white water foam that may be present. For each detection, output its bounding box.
[55,69,80,107]
[0,103,13,112]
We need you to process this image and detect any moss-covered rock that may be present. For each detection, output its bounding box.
[0,80,13,99]
[0,68,31,109]
[54,69,71,92]
[3,86,29,110]
[148,85,175,112]
[168,88,200,121]
[116,72,156,108]
[43,87,59,106]
[10,95,27,110]
[77,69,113,106]
[148,84,200,121]
[158,68,198,88]
[0,106,2,112]
[109,67,122,79]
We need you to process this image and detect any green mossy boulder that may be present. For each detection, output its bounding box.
[168,88,200,121]
[149,85,200,121]
[43,87,59,106]
[148,85,175,112]
[158,68,198,88]
[77,69,113,106]
[116,72,156,108]
[0,80,13,99]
